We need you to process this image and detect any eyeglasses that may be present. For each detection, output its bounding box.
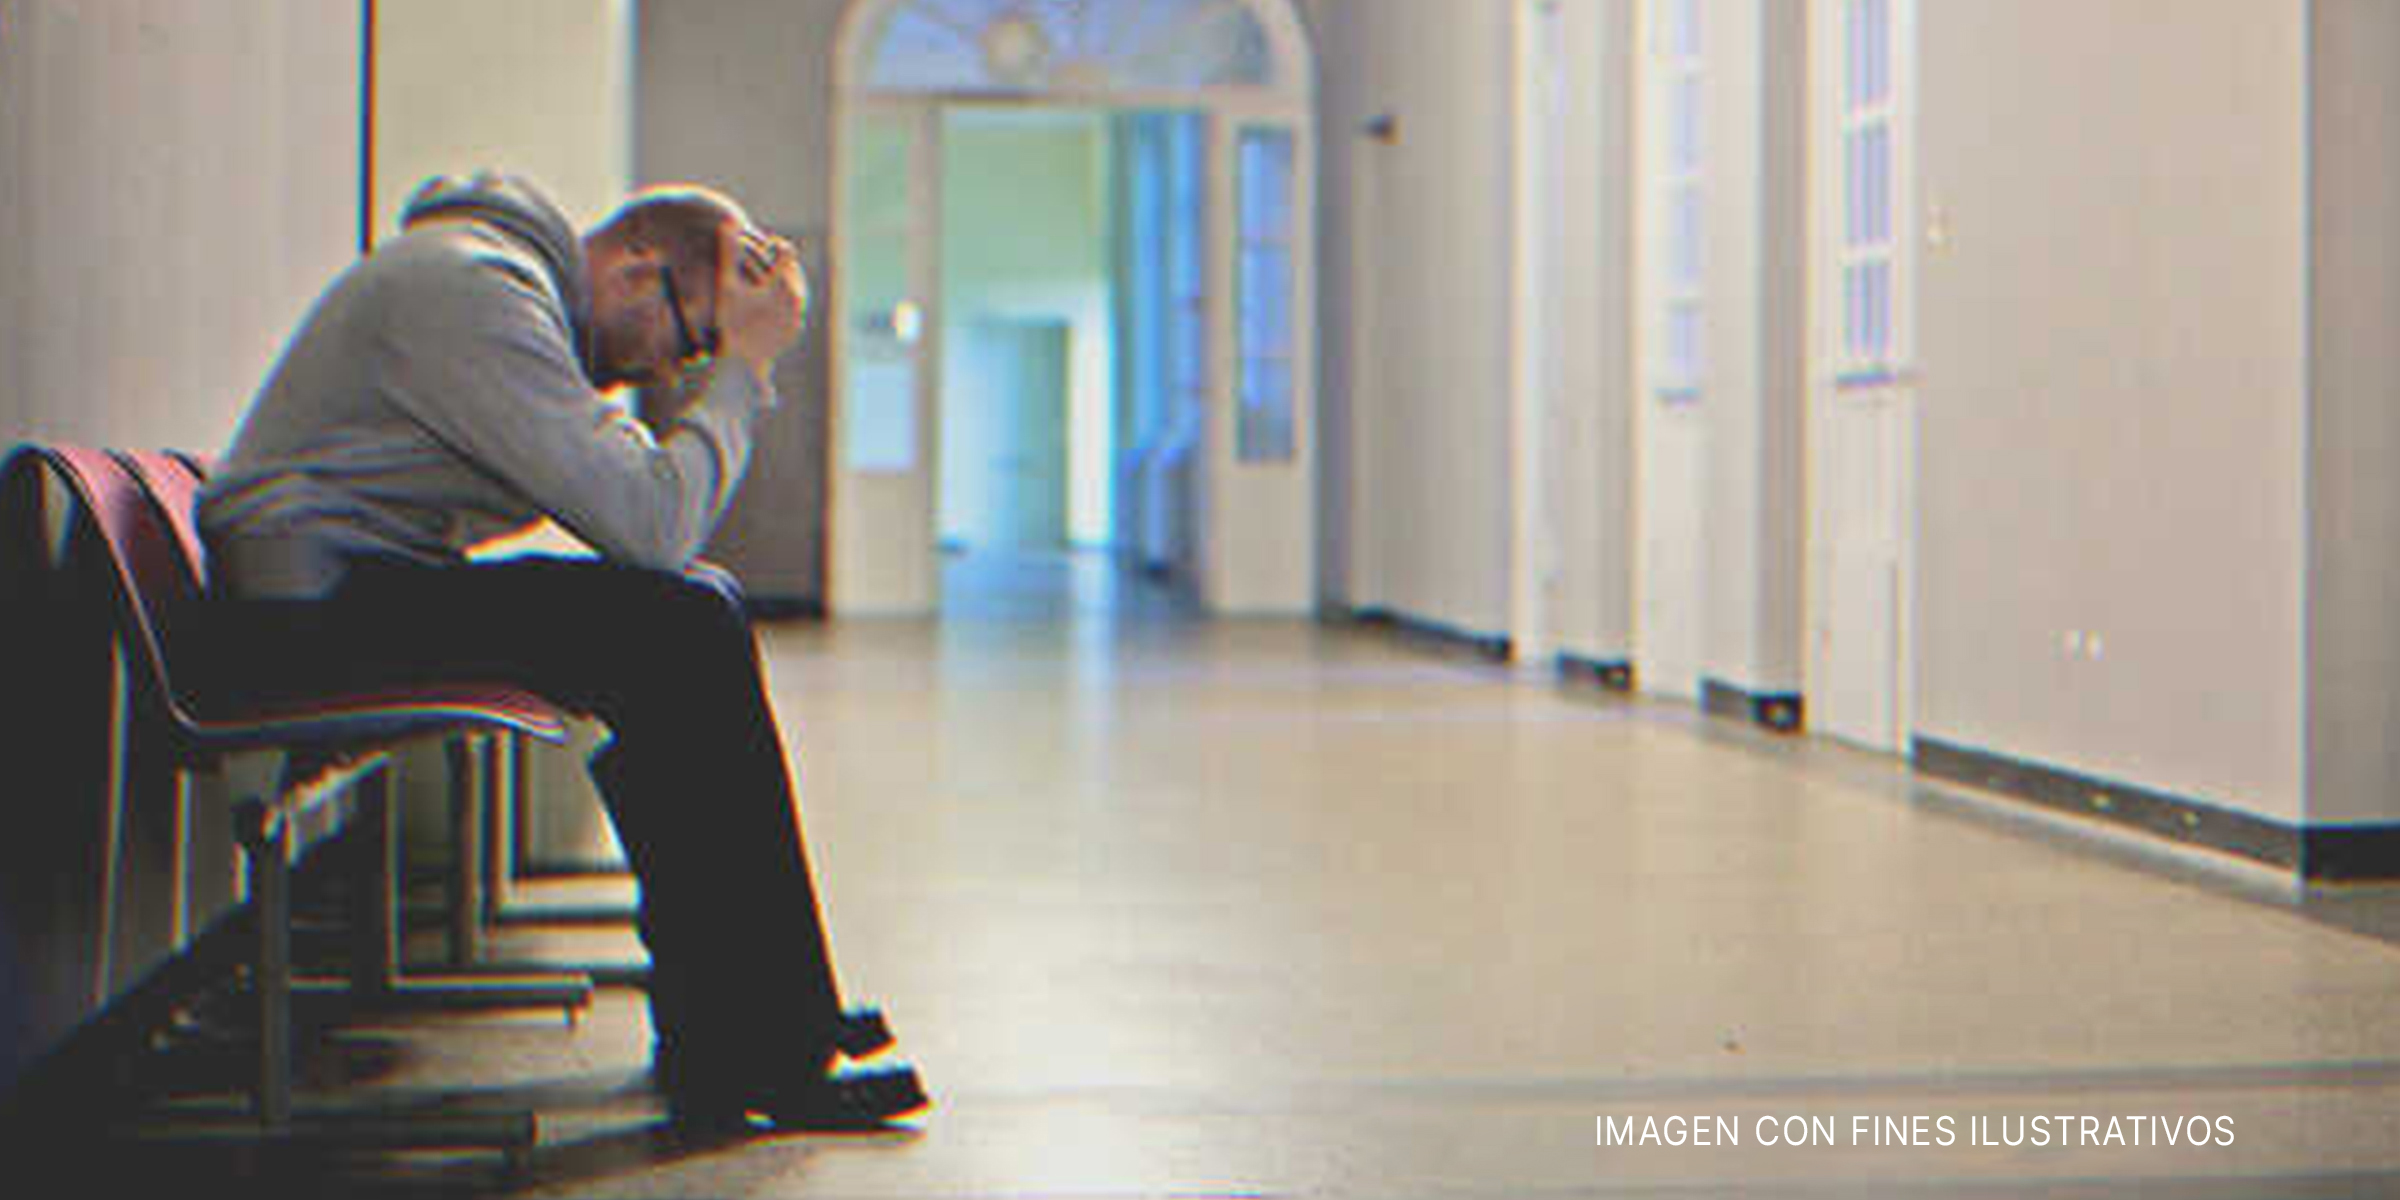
[657,264,718,365]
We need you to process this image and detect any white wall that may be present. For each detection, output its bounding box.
[1313,0,1515,636]
[1699,0,1807,697]
[0,1,360,453]
[1549,0,1638,665]
[0,4,354,1065]
[2305,0,2400,827]
[1508,0,1635,669]
[372,0,634,235]
[636,0,845,234]
[1916,0,2308,822]
[637,0,848,607]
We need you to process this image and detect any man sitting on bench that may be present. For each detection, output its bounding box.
[192,171,926,1133]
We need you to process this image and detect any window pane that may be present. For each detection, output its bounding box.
[1667,301,1702,381]
[1849,0,1892,109]
[1863,123,1890,245]
[1269,250,1293,357]
[1167,113,1207,402]
[1238,126,1296,463]
[1240,358,1291,461]
[1843,260,1893,361]
[1671,75,1702,173]
[1671,183,1703,287]
[1846,0,1865,109]
[1844,124,1891,250]
[1844,130,1864,248]
[1239,126,1292,241]
[1250,165,1273,241]
[1843,265,1864,360]
[1240,246,1287,353]
[1863,0,1890,107]
[1844,131,1860,247]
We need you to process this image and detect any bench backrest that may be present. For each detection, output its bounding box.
[116,451,210,592]
[6,445,209,733]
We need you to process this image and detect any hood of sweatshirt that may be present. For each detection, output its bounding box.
[399,172,596,377]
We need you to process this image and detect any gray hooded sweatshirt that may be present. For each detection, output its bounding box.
[197,172,772,599]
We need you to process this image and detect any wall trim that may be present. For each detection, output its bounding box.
[1701,677,1804,733]
[1913,736,2400,882]
[1558,653,1634,692]
[1337,606,1513,663]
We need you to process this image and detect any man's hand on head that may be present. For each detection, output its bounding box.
[715,224,807,389]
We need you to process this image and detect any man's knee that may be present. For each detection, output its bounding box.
[609,562,755,659]
[588,560,745,624]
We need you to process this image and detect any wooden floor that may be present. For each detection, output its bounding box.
[34,551,2400,1196]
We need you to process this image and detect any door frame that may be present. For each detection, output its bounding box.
[828,0,1317,616]
[828,98,946,615]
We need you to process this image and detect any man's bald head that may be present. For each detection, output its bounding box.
[587,184,755,298]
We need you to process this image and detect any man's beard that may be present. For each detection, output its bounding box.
[588,324,645,391]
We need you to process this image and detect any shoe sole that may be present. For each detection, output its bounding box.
[665,1064,929,1135]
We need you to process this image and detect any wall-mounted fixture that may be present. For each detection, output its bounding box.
[856,299,923,345]
[981,9,1053,87]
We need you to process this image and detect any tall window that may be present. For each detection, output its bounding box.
[1838,0,1898,383]
[1170,115,1208,446]
[1236,125,1296,462]
[1647,0,1704,405]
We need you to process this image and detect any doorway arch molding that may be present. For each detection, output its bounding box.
[834,0,1314,106]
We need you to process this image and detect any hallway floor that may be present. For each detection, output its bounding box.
[51,554,2400,1195]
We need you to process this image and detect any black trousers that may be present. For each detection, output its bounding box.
[193,554,846,1074]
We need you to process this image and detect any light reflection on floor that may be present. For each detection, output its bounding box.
[42,550,2400,1197]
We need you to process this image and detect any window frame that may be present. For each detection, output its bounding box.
[1644,0,1706,406]
[1832,0,1908,392]
[1233,122,1297,463]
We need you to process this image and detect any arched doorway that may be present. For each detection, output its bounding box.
[828,0,1317,615]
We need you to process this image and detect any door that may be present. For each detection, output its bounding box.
[1635,0,1708,700]
[832,103,943,613]
[942,319,1070,551]
[1808,0,1914,750]
[1205,112,1314,613]
[1637,403,1707,700]
[831,0,1316,616]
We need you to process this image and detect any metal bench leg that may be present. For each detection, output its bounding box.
[186,787,536,1167]
[475,732,651,990]
[120,772,540,1166]
[247,803,292,1132]
[449,736,486,969]
[487,731,638,928]
[482,733,513,925]
[302,760,591,1023]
